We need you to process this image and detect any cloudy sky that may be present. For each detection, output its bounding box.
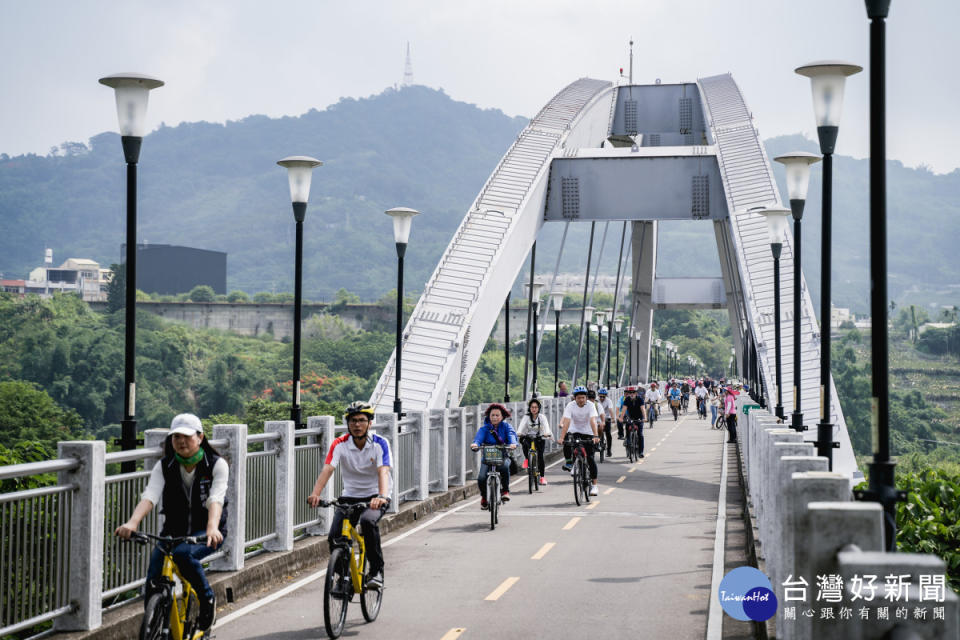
[2,1,957,172]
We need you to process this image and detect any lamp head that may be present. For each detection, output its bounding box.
[774,151,821,213]
[385,207,420,245]
[584,305,595,323]
[795,60,862,153]
[277,156,323,209]
[99,73,164,138]
[550,290,565,312]
[614,317,623,332]
[655,338,662,347]
[757,206,791,248]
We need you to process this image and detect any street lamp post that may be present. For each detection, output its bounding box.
[583,305,595,385]
[775,152,820,432]
[551,291,564,396]
[731,346,737,378]
[655,338,662,381]
[605,311,614,389]
[277,156,323,429]
[628,327,635,384]
[613,317,623,387]
[796,60,862,466]
[594,310,606,387]
[99,73,164,471]
[504,293,511,402]
[386,207,420,417]
[525,281,545,398]
[759,206,791,421]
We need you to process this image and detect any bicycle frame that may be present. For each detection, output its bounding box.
[335,514,367,595]
[159,555,200,640]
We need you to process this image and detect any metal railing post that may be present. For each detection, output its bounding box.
[209,424,247,572]
[53,441,105,631]
[376,413,401,513]
[309,415,335,535]
[455,407,467,486]
[411,411,430,500]
[264,420,295,552]
[144,429,167,470]
[433,409,450,493]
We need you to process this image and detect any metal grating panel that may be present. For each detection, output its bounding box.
[691,175,710,219]
[561,177,580,219]
[648,133,660,146]
[624,100,638,135]
[679,97,693,133]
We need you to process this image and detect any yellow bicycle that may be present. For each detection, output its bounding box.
[318,499,384,638]
[127,532,209,640]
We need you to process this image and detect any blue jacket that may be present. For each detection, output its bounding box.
[473,420,518,447]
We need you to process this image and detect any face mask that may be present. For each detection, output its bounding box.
[175,449,204,466]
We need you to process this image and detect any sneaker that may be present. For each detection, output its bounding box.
[522,459,528,469]
[617,435,624,440]
[364,570,384,591]
[589,485,599,496]
[197,593,216,633]
[539,477,548,486]
[480,497,489,510]
[500,491,510,502]
[639,453,645,458]
[607,450,612,457]
[562,462,572,472]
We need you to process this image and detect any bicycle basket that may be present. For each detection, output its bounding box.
[481,446,504,466]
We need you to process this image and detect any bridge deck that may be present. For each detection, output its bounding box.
[214,412,753,639]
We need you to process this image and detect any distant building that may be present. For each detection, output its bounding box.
[831,305,854,329]
[25,254,108,301]
[0,279,26,295]
[122,243,227,295]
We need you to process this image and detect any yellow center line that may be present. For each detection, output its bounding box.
[616,475,626,483]
[562,517,581,530]
[651,447,657,452]
[603,487,615,495]
[628,467,636,473]
[441,629,467,640]
[586,501,600,510]
[485,577,520,601]
[531,542,556,560]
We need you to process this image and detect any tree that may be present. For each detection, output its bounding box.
[188,285,216,302]
[0,380,85,449]
[227,290,250,303]
[106,262,125,313]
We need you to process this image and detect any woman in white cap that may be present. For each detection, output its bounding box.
[114,413,228,635]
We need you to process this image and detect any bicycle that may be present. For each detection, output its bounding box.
[566,434,594,506]
[124,532,209,640]
[479,445,510,530]
[682,393,690,413]
[315,498,384,639]
[596,424,607,464]
[522,436,544,494]
[624,418,642,463]
[646,402,658,427]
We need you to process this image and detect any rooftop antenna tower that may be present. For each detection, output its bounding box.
[402,42,414,87]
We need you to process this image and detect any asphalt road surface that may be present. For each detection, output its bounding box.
[214,410,748,640]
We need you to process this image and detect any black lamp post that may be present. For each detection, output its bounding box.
[613,317,623,387]
[628,327,635,384]
[386,207,420,416]
[759,206,791,421]
[731,346,737,378]
[584,305,595,385]
[605,311,614,389]
[858,0,902,553]
[551,291,564,396]
[277,156,323,428]
[594,310,606,388]
[774,151,820,432]
[654,339,662,380]
[525,281,545,398]
[99,73,164,472]
[796,60,862,467]
[504,292,511,402]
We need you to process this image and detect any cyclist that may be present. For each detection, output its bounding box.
[618,386,647,458]
[558,386,600,496]
[645,382,661,425]
[668,383,682,420]
[516,397,552,485]
[681,380,692,413]
[114,413,227,635]
[597,388,616,456]
[307,401,392,591]
[695,381,708,420]
[469,403,518,508]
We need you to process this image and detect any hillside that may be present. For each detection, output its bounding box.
[1,93,958,313]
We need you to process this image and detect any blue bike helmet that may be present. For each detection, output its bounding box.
[598,387,608,396]
[572,385,588,396]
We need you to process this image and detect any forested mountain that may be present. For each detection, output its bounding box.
[1,88,957,312]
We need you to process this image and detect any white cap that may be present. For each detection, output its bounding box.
[170,413,203,436]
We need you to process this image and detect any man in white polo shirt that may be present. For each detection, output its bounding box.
[308,401,392,590]
[558,385,600,495]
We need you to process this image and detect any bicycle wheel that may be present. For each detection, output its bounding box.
[360,555,383,623]
[488,475,498,530]
[572,459,583,506]
[139,592,169,640]
[598,436,605,463]
[626,431,635,463]
[528,451,536,494]
[580,460,591,503]
[323,548,350,638]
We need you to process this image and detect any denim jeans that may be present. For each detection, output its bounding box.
[478,461,510,498]
[146,530,218,602]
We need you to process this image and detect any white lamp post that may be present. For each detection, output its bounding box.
[524,281,546,397]
[758,206,791,421]
[386,207,420,415]
[551,291,565,396]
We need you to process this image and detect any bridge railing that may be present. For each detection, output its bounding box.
[0,392,617,635]
[738,400,959,639]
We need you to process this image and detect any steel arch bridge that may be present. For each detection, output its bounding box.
[370,74,860,482]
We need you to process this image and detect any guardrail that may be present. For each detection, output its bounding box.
[0,392,615,635]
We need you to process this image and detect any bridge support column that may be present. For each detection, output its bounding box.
[54,441,105,632]
[376,413,401,513]
[307,416,335,535]
[630,221,656,383]
[264,420,295,553]
[210,423,247,572]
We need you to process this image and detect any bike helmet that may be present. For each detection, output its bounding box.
[344,401,375,420]
[573,385,588,396]
[587,389,596,400]
[624,386,637,393]
[598,387,608,396]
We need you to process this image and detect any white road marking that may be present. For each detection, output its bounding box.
[705,435,730,639]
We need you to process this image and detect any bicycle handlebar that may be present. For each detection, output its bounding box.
[125,532,208,546]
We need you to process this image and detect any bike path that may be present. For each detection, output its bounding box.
[213,410,749,640]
